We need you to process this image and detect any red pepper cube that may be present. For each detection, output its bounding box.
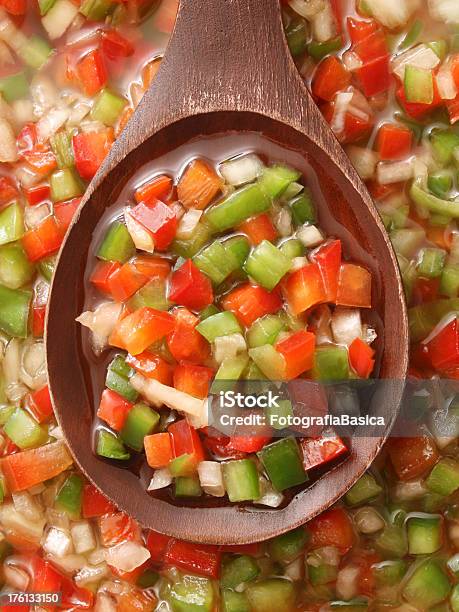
[447,96,459,125]
[300,430,347,471]
[312,56,351,102]
[396,82,443,119]
[307,507,355,553]
[82,483,117,518]
[0,0,26,15]
[144,432,173,468]
[169,259,213,311]
[25,183,51,206]
[97,388,133,432]
[349,337,375,378]
[387,435,439,481]
[90,261,122,295]
[101,30,134,60]
[169,419,205,464]
[99,512,140,547]
[54,197,82,230]
[276,330,316,380]
[110,307,175,355]
[377,123,413,161]
[164,539,222,579]
[221,283,282,327]
[132,254,171,280]
[26,385,54,423]
[357,54,391,97]
[424,317,459,372]
[146,530,173,564]
[167,308,210,364]
[238,213,277,245]
[73,130,114,180]
[173,364,214,399]
[135,175,173,205]
[347,17,379,46]
[21,216,64,263]
[32,304,46,338]
[0,176,18,207]
[336,263,372,308]
[130,199,178,251]
[107,261,149,301]
[75,49,108,96]
[310,239,342,302]
[126,351,174,386]
[283,264,326,315]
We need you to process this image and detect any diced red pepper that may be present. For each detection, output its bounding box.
[21,216,64,263]
[54,197,81,230]
[126,351,174,386]
[97,388,133,431]
[228,429,272,454]
[342,109,374,144]
[357,55,391,97]
[101,30,135,59]
[130,199,177,251]
[144,432,173,468]
[164,539,221,579]
[222,283,282,326]
[169,259,213,311]
[117,589,157,611]
[99,512,141,546]
[300,431,347,471]
[0,176,18,208]
[424,317,459,371]
[349,337,375,378]
[336,263,371,308]
[0,0,26,15]
[347,17,379,46]
[90,260,122,295]
[177,159,222,210]
[447,96,459,124]
[353,27,388,62]
[167,307,210,364]
[107,261,149,301]
[23,145,57,177]
[73,129,114,180]
[146,530,173,564]
[312,56,351,102]
[169,419,205,464]
[173,364,214,399]
[238,213,277,245]
[1,441,73,492]
[32,303,46,338]
[110,307,175,355]
[377,123,412,160]
[276,330,316,379]
[310,239,342,302]
[26,385,53,423]
[24,183,50,206]
[132,254,171,279]
[135,175,173,205]
[307,507,355,553]
[396,83,443,119]
[76,49,108,96]
[17,123,37,155]
[82,483,117,518]
[283,264,326,315]
[387,434,439,481]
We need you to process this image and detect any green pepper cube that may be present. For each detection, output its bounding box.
[4,407,48,449]
[407,515,442,555]
[90,88,127,126]
[426,458,459,496]
[39,0,57,14]
[221,555,260,589]
[224,235,250,269]
[136,568,159,589]
[0,71,28,103]
[221,589,250,612]
[268,527,307,562]
[313,346,349,381]
[404,66,434,105]
[402,560,450,608]
[174,475,202,498]
[307,36,343,61]
[97,429,130,460]
[106,355,138,402]
[451,584,459,612]
[39,257,56,282]
[308,561,338,586]
[172,221,214,258]
[285,19,308,57]
[214,353,249,385]
[0,405,15,425]
[121,403,159,451]
[257,438,307,492]
[244,240,291,291]
[375,523,407,558]
[431,130,459,165]
[0,203,24,246]
[55,473,83,519]
[80,0,115,19]
[429,39,448,60]
[97,221,136,263]
[222,459,260,502]
[196,311,242,342]
[247,315,285,348]
[373,560,407,587]
[169,453,198,477]
[279,238,304,260]
[129,278,169,311]
[193,240,239,284]
[200,305,220,320]
[417,247,446,278]
[440,266,459,297]
[167,574,215,612]
[18,36,53,70]
[345,473,382,506]
[50,130,74,169]
[245,578,296,612]
[428,172,453,198]
[0,285,32,338]
[205,184,271,232]
[0,244,35,290]
[289,191,316,226]
[248,344,286,381]
[258,165,301,199]
[50,168,83,203]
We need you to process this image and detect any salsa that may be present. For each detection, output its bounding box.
[2,0,459,610]
[79,137,375,507]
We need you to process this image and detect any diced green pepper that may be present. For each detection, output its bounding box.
[128,278,169,311]
[4,407,48,449]
[0,71,28,103]
[426,458,459,496]
[172,221,214,258]
[51,130,74,169]
[222,459,260,502]
[345,473,383,506]
[174,475,202,497]
[50,168,83,203]
[429,39,448,60]
[221,555,260,589]
[258,438,307,492]
[121,403,159,451]
[90,88,127,126]
[0,405,15,425]
[166,573,215,612]
[373,560,407,587]
[400,19,423,49]
[106,355,138,402]
[417,247,446,278]
[0,284,32,338]
[308,562,338,586]
[248,344,286,380]
[268,527,307,562]
[440,266,459,297]
[97,429,130,460]
[136,569,159,588]
[55,473,83,519]
[410,180,459,219]
[313,347,349,381]
[407,515,442,554]
[431,130,459,166]
[193,240,239,284]
[280,238,304,259]
[244,240,291,291]
[375,524,408,558]
[247,315,285,348]
[39,257,55,282]
[80,0,114,19]
[285,19,308,57]
[258,165,301,199]
[308,36,343,60]
[0,203,24,246]
[402,560,450,608]
[245,578,296,612]
[0,244,34,289]
[18,36,53,70]
[428,171,453,198]
[196,311,242,342]
[214,353,249,385]
[266,399,293,430]
[451,584,459,612]
[404,65,434,105]
[169,453,198,477]
[224,235,250,269]
[39,0,57,14]
[221,589,250,612]
[205,184,271,232]
[97,221,136,263]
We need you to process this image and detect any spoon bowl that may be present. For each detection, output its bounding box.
[46,0,408,544]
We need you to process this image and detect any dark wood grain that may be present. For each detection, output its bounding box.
[45,0,409,544]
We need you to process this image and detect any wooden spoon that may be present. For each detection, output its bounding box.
[46,0,408,544]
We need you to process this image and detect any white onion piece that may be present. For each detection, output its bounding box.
[331,92,353,135]
[288,0,325,18]
[95,593,117,612]
[42,0,79,39]
[46,553,87,573]
[80,120,106,134]
[257,478,284,508]
[331,308,362,346]
[76,302,122,355]
[365,0,419,29]
[213,334,246,365]
[71,521,96,554]
[346,146,378,180]
[104,541,150,573]
[125,209,155,253]
[392,44,440,81]
[342,51,363,72]
[297,224,324,247]
[311,1,337,42]
[67,100,91,126]
[0,8,27,52]
[88,548,106,565]
[12,99,36,127]
[3,564,29,591]
[429,0,459,24]
[198,461,225,497]
[176,209,202,240]
[20,338,46,390]
[437,64,458,100]
[148,467,173,491]
[75,563,109,587]
[3,338,27,402]
[30,75,58,117]
[377,159,414,184]
[15,163,45,189]
[336,565,360,600]
[219,154,264,186]
[0,117,17,162]
[273,206,292,237]
[43,527,73,558]
[354,507,385,534]
[392,479,427,501]
[12,491,43,522]
[25,204,50,230]
[290,256,308,272]
[37,107,70,142]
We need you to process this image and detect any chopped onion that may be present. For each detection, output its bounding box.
[175,209,202,240]
[0,95,14,125]
[354,507,385,534]
[365,0,419,29]
[28,483,45,496]
[12,491,43,522]
[297,224,324,247]
[45,507,70,531]
[12,99,36,127]
[169,200,185,220]
[284,557,304,581]
[342,51,363,72]
[311,1,337,42]
[20,338,46,390]
[46,553,87,573]
[30,75,58,117]
[331,92,354,135]
[42,526,73,558]
[362,325,377,345]
[71,521,96,554]
[15,162,45,189]
[392,44,440,81]
[436,63,458,100]
[336,565,360,600]
[219,154,264,186]
[0,117,17,163]
[392,479,427,501]
[331,308,362,346]
[104,541,150,573]
[49,424,64,440]
[256,477,284,508]
[41,0,79,39]
[75,563,109,587]
[125,209,155,253]
[25,203,51,230]
[272,206,292,237]
[88,548,106,565]
[95,592,117,612]
[429,0,459,24]
[3,564,29,591]
[213,334,246,364]
[377,159,414,184]
[67,99,91,126]
[288,0,325,18]
[80,120,106,134]
[346,146,378,180]
[1,502,45,545]
[37,107,70,142]
[148,467,173,491]
[197,461,225,497]
[0,8,27,52]
[76,302,122,355]
[3,338,28,403]
[290,256,308,272]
